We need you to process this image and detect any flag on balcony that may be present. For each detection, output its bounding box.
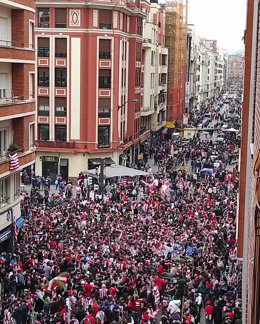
[9,152,19,170]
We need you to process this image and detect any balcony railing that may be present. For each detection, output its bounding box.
[38,110,49,116]
[99,52,111,59]
[55,52,67,58]
[36,140,75,149]
[38,47,50,57]
[55,110,67,117]
[0,95,27,106]
[0,39,25,48]
[99,77,111,88]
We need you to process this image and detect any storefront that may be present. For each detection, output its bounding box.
[41,156,69,184]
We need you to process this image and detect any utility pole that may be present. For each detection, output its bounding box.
[99,158,106,200]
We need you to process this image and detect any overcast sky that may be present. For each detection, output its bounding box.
[188,0,247,51]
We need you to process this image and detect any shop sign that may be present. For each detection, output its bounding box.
[42,156,59,162]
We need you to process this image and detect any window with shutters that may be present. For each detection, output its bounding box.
[0,73,7,99]
[98,126,110,147]
[55,8,67,28]
[0,17,8,45]
[38,124,49,140]
[99,10,112,29]
[38,97,49,116]
[38,69,49,86]
[55,69,67,87]
[0,178,9,206]
[0,128,8,157]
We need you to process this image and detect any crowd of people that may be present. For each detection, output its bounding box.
[0,94,242,324]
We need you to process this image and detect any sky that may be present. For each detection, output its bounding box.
[188,0,247,51]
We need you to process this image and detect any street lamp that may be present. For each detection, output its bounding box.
[118,98,139,110]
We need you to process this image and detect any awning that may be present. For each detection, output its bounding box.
[16,216,24,229]
[0,228,11,243]
[88,158,115,166]
[86,164,148,179]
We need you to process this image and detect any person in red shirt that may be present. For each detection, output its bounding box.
[205,300,214,324]
[83,311,95,324]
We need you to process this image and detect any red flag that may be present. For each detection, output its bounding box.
[9,153,19,170]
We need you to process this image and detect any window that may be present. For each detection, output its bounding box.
[99,70,111,88]
[29,73,35,99]
[29,123,34,149]
[98,98,111,118]
[99,10,112,29]
[55,38,67,57]
[0,178,9,206]
[55,97,67,116]
[0,17,8,45]
[38,9,49,28]
[29,21,34,48]
[55,69,67,87]
[38,97,49,116]
[99,39,111,59]
[55,125,66,141]
[0,73,7,99]
[38,124,49,140]
[14,172,20,199]
[38,37,49,57]
[162,54,167,66]
[55,8,67,28]
[98,126,110,147]
[38,68,49,86]
[0,128,8,156]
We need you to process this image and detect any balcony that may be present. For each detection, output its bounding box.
[0,150,35,175]
[0,41,34,62]
[36,140,75,149]
[140,106,154,116]
[0,99,35,118]
[142,38,153,48]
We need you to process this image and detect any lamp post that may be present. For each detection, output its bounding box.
[118,98,139,111]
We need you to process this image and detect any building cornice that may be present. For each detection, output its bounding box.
[35,27,143,40]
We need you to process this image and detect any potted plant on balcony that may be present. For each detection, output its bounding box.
[7,143,21,154]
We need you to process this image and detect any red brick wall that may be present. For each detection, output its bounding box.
[12,63,34,100]
[239,1,260,321]
[12,10,34,48]
[13,115,34,152]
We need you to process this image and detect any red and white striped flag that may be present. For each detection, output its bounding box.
[9,153,19,170]
[13,217,19,241]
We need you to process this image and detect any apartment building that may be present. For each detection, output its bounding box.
[34,0,144,180]
[0,0,35,247]
[141,0,168,142]
[238,0,260,322]
[165,0,188,130]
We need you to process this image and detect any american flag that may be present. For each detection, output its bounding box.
[9,152,20,170]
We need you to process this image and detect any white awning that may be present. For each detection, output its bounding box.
[86,164,149,179]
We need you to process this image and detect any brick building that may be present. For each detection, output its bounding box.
[238,0,260,322]
[34,0,145,180]
[0,0,35,248]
